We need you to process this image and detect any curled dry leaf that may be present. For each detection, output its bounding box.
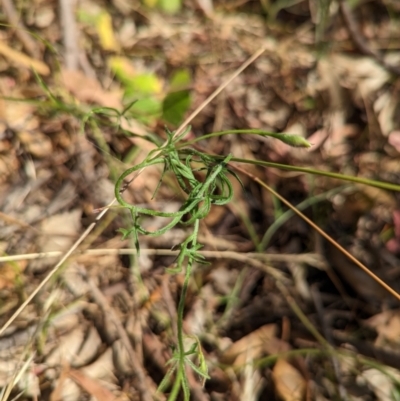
[48,309,80,334]
[185,283,221,337]
[365,309,400,347]
[272,358,306,401]
[68,369,118,401]
[358,368,400,401]
[374,92,397,137]
[241,365,265,401]
[357,185,396,210]
[17,367,41,398]
[112,339,134,375]
[31,209,82,272]
[51,376,81,401]
[329,54,390,100]
[62,263,91,297]
[34,6,55,28]
[18,130,53,158]
[221,324,290,367]
[81,348,118,390]
[2,100,37,131]
[74,326,102,367]
[46,326,86,368]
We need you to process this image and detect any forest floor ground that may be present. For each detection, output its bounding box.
[1,1,400,400]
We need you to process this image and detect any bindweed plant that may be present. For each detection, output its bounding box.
[114,126,312,400]
[114,123,400,400]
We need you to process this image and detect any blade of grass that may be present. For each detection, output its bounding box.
[259,185,351,251]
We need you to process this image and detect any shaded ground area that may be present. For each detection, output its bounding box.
[1,0,400,400]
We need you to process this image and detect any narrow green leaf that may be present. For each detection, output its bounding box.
[268,132,311,148]
[157,363,177,394]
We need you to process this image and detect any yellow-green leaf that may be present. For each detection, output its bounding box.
[96,11,120,51]
[109,57,162,96]
[158,0,182,14]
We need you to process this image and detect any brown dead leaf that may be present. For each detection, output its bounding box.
[374,92,397,137]
[61,69,122,109]
[221,324,290,366]
[81,348,116,383]
[2,100,37,131]
[18,130,53,158]
[39,209,81,253]
[366,310,400,347]
[272,358,306,401]
[34,6,55,28]
[330,54,390,99]
[46,326,86,367]
[50,375,81,401]
[30,209,82,272]
[0,154,20,183]
[68,369,117,401]
[359,368,400,401]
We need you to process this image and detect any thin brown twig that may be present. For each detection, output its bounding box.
[0,248,325,267]
[173,44,268,139]
[339,0,400,76]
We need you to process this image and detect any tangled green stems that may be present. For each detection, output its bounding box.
[114,125,400,399]
[115,127,240,399]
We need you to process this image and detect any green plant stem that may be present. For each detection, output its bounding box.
[179,129,310,148]
[277,281,329,347]
[180,133,400,191]
[231,201,261,251]
[167,373,182,401]
[175,219,200,401]
[231,157,400,192]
